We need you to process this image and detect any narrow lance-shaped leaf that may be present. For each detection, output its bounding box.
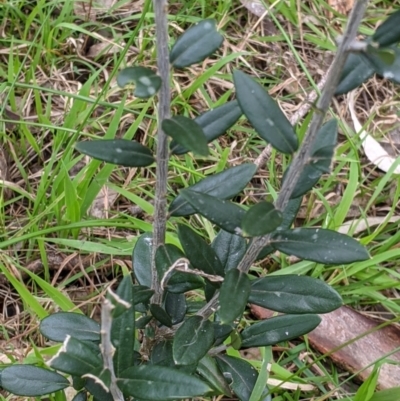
[118,365,211,400]
[270,228,370,265]
[150,304,173,327]
[241,314,321,348]
[170,163,257,216]
[162,116,209,157]
[75,139,154,167]
[40,312,100,342]
[117,66,161,98]
[173,316,214,365]
[171,101,242,155]
[233,70,298,154]
[197,355,232,397]
[181,190,246,235]
[372,9,400,48]
[249,275,342,314]
[241,201,283,237]
[362,47,400,84]
[219,269,251,325]
[288,119,338,199]
[215,355,258,401]
[170,19,223,68]
[211,230,246,272]
[178,224,224,276]
[0,365,70,397]
[132,233,153,287]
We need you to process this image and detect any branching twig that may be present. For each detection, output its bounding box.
[151,0,170,305]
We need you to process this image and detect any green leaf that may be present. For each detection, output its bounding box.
[197,355,232,397]
[75,139,154,167]
[165,292,187,325]
[212,230,246,272]
[40,312,100,343]
[233,70,298,154]
[49,336,102,376]
[362,47,400,84]
[85,376,113,401]
[335,52,374,95]
[213,322,234,346]
[369,387,400,401]
[289,119,338,198]
[118,365,211,400]
[0,365,70,396]
[372,9,400,47]
[249,275,342,314]
[117,66,162,98]
[150,304,173,327]
[219,269,251,325]
[180,190,246,235]
[354,366,379,401]
[132,233,153,287]
[170,19,223,68]
[215,355,258,401]
[156,244,205,293]
[241,314,321,348]
[170,164,257,216]
[173,316,214,365]
[171,101,242,155]
[270,228,370,265]
[162,116,209,156]
[256,197,303,261]
[132,285,154,306]
[72,391,87,401]
[150,340,174,367]
[111,275,135,376]
[241,201,283,237]
[178,224,224,276]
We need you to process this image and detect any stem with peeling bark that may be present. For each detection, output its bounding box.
[151,0,170,305]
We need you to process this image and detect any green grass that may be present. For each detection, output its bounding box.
[1,0,400,400]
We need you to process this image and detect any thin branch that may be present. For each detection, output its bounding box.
[151,0,170,304]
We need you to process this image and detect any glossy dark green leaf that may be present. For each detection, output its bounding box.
[165,292,187,325]
[150,340,174,367]
[72,391,87,401]
[40,312,100,343]
[171,101,242,155]
[170,19,223,68]
[162,116,209,156]
[132,285,154,306]
[241,314,321,348]
[150,304,173,327]
[219,269,251,325]
[233,70,298,154]
[117,66,161,98]
[132,233,153,287]
[173,316,214,365]
[197,355,232,397]
[249,275,342,314]
[256,196,303,261]
[335,52,374,95]
[85,376,113,401]
[75,139,154,167]
[178,224,224,276]
[211,230,246,272]
[0,365,69,396]
[118,365,211,400]
[180,190,246,235]
[111,275,135,376]
[215,355,258,401]
[135,315,152,329]
[241,201,283,237]
[362,47,400,84]
[156,243,205,293]
[213,322,233,346]
[170,164,257,216]
[372,9,400,47]
[84,366,111,393]
[289,119,338,198]
[270,228,370,265]
[49,336,102,376]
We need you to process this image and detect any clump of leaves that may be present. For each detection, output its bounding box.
[2,4,400,401]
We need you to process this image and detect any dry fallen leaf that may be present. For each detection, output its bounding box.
[240,0,267,18]
[338,216,400,235]
[86,41,123,58]
[328,0,354,15]
[349,91,400,175]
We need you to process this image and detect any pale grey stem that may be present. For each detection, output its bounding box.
[199,0,370,318]
[151,0,170,304]
[100,299,124,401]
[237,0,369,274]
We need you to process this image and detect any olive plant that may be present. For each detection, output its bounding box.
[2,1,400,401]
